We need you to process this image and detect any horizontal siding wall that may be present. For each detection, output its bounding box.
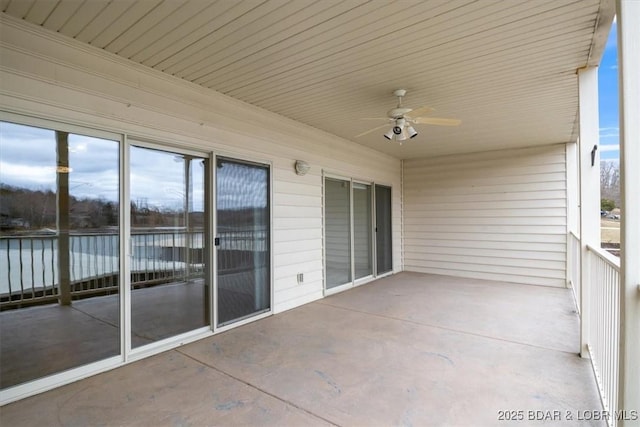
[403,145,567,287]
[0,16,402,314]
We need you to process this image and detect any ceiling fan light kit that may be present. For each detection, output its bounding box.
[383,129,394,140]
[355,89,461,144]
[385,118,417,143]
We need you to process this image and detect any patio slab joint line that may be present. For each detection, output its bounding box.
[317,301,582,357]
[175,349,341,427]
[70,305,119,329]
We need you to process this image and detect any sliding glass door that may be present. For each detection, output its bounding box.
[129,145,210,347]
[324,177,390,292]
[1,121,121,389]
[353,183,373,280]
[216,157,270,326]
[375,185,393,275]
[325,178,352,289]
[1,117,275,400]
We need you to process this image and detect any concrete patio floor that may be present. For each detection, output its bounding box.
[0,272,603,426]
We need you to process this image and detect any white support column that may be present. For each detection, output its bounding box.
[577,66,600,358]
[566,142,580,236]
[616,0,640,421]
[566,142,581,311]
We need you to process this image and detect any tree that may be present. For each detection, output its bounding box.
[600,161,620,208]
[601,198,615,211]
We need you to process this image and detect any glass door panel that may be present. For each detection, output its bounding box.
[353,183,373,280]
[129,146,209,347]
[325,178,352,288]
[375,185,393,275]
[216,157,270,326]
[0,121,120,389]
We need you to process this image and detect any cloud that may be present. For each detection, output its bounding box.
[599,127,619,138]
[600,144,620,152]
[0,161,56,188]
[1,122,120,201]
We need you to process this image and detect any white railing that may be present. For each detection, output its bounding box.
[1,228,269,309]
[568,231,581,311]
[586,244,621,426]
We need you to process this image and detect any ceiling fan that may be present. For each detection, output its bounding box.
[355,89,461,143]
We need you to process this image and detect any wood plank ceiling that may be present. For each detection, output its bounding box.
[1,0,614,159]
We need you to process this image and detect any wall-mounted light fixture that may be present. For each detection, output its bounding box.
[295,160,310,176]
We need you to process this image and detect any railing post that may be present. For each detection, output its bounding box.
[577,66,600,358]
[56,131,71,306]
[616,0,640,422]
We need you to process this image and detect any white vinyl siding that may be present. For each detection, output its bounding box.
[0,20,402,314]
[403,145,567,287]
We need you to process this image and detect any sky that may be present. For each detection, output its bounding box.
[0,122,205,210]
[598,21,620,163]
[0,121,268,211]
[0,123,120,201]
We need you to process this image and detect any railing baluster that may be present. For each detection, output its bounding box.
[78,235,83,288]
[52,237,57,295]
[144,234,149,283]
[184,231,188,282]
[30,239,35,297]
[50,238,55,296]
[172,232,176,281]
[100,235,104,290]
[41,238,46,294]
[585,244,620,427]
[93,235,97,287]
[18,239,24,301]
[70,236,75,286]
[152,233,156,282]
[110,234,115,289]
[6,239,12,297]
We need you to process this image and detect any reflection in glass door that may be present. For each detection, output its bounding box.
[375,185,393,275]
[0,121,120,389]
[353,183,373,280]
[216,157,270,326]
[129,146,209,347]
[325,178,352,289]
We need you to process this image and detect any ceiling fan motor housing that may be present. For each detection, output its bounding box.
[387,107,413,118]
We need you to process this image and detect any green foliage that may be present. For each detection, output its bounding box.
[601,198,616,211]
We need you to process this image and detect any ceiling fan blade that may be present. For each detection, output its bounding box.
[354,123,390,138]
[406,106,435,117]
[414,117,461,126]
[361,117,391,120]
